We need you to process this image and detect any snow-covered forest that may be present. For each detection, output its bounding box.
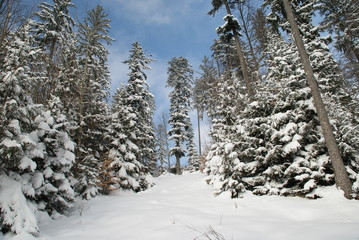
[0,0,358,239]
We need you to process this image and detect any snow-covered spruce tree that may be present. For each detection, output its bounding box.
[167,57,194,175]
[105,88,152,192]
[73,5,113,199]
[267,0,357,197]
[186,124,200,172]
[226,33,331,198]
[104,42,155,192]
[121,41,156,171]
[0,24,40,237]
[209,37,242,115]
[29,0,75,105]
[1,24,76,236]
[205,0,359,198]
[205,23,254,196]
[32,97,75,216]
[204,68,250,197]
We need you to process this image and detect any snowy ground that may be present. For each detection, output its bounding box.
[5,172,359,240]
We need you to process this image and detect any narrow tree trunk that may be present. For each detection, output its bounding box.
[197,110,202,156]
[282,0,353,199]
[215,58,222,77]
[167,154,171,170]
[160,113,171,170]
[223,0,254,96]
[237,3,260,74]
[175,153,181,175]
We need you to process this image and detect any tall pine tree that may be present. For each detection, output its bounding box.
[105,42,155,192]
[167,57,194,175]
[73,5,113,199]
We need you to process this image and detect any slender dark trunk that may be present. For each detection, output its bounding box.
[197,110,202,156]
[215,58,222,77]
[167,154,171,170]
[237,3,260,74]
[175,153,181,175]
[282,0,353,199]
[223,0,254,96]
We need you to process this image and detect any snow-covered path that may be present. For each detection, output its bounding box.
[35,173,359,239]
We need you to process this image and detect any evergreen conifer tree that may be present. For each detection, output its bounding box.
[318,0,359,95]
[209,0,254,95]
[122,42,156,170]
[30,0,75,104]
[73,5,113,199]
[104,42,155,192]
[167,57,194,175]
[0,23,76,235]
[186,125,200,172]
[206,0,359,198]
[106,88,152,191]
[0,23,41,236]
[32,97,75,215]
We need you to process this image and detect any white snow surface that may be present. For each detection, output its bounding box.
[5,172,359,240]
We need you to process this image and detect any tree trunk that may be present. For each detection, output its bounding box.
[237,2,260,74]
[175,153,181,175]
[197,110,202,156]
[167,154,171,170]
[282,0,353,199]
[223,0,254,96]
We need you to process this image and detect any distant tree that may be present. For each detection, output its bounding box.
[167,57,194,175]
[155,113,170,171]
[104,42,155,192]
[210,38,238,75]
[121,41,156,170]
[209,0,254,95]
[193,56,219,118]
[318,0,359,96]
[251,8,270,73]
[73,5,113,199]
[193,56,219,156]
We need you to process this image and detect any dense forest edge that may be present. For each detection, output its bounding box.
[0,0,358,237]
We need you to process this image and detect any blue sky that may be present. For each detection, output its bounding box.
[72,0,225,159]
[26,0,226,165]
[72,0,223,114]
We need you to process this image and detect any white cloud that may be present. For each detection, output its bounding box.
[104,0,197,25]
